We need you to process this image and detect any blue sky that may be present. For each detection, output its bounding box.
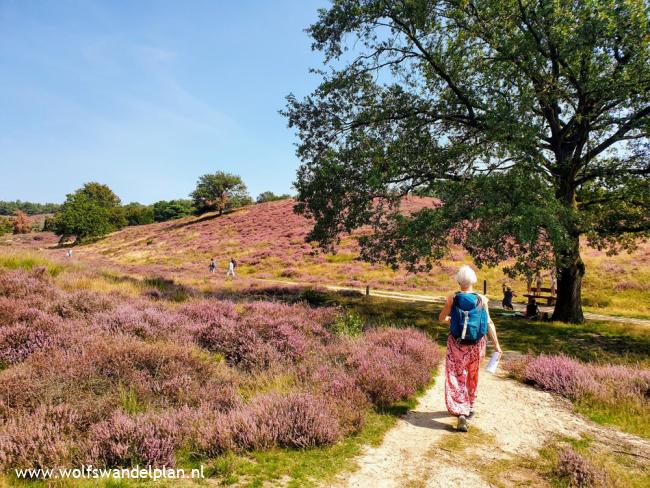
[0,0,327,204]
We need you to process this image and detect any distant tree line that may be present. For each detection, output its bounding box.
[0,200,61,216]
[256,191,291,204]
[1,171,293,243]
[0,168,294,243]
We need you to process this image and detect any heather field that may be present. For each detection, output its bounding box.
[1,203,649,486]
[0,257,440,486]
[0,248,648,486]
[4,198,646,319]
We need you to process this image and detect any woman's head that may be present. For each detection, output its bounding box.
[455,265,477,290]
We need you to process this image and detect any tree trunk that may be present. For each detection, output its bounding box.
[552,236,585,323]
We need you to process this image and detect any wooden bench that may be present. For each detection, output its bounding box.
[524,287,556,305]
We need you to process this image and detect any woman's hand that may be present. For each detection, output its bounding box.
[495,344,502,354]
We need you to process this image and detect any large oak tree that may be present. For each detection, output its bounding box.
[284,0,650,323]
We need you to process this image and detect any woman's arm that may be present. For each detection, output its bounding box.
[484,305,502,353]
[438,295,453,323]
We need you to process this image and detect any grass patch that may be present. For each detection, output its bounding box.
[575,397,650,439]
[431,426,496,454]
[0,251,65,277]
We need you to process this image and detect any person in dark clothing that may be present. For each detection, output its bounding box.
[526,297,539,319]
[501,284,515,310]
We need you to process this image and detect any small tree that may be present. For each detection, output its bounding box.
[11,210,31,234]
[54,182,126,243]
[256,191,292,203]
[191,172,249,215]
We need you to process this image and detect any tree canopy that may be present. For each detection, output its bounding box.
[191,172,250,215]
[152,200,195,222]
[54,183,126,243]
[123,203,155,226]
[284,0,650,323]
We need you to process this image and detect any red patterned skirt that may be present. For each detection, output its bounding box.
[444,334,487,417]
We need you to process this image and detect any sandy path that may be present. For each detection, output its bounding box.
[333,357,650,488]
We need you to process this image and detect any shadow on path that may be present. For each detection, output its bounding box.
[404,410,455,432]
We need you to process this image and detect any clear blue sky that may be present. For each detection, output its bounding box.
[0,0,327,204]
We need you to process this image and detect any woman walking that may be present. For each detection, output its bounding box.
[439,265,502,432]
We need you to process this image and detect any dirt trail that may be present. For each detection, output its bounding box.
[333,358,650,488]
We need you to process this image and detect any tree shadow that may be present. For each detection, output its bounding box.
[404,410,455,432]
[103,273,197,302]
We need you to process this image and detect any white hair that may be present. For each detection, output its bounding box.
[455,265,478,288]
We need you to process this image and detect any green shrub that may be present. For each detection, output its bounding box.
[332,311,364,337]
[0,217,12,235]
[301,288,329,306]
[42,216,56,232]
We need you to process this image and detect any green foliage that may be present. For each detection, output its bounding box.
[152,199,194,222]
[0,200,61,216]
[191,171,250,215]
[118,385,145,414]
[332,310,363,337]
[0,217,13,235]
[122,202,155,226]
[285,0,650,323]
[300,288,329,306]
[54,182,126,242]
[42,215,56,232]
[257,191,292,203]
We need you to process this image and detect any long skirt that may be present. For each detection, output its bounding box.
[445,334,487,417]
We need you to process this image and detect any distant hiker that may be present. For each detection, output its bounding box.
[66,249,72,258]
[439,265,502,432]
[535,271,543,295]
[550,270,557,296]
[501,284,515,310]
[526,274,533,293]
[226,258,236,278]
[526,297,539,319]
[208,258,216,274]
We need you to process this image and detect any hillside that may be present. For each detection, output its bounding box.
[80,198,442,289]
[4,197,649,318]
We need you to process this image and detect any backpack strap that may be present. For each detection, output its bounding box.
[460,309,470,340]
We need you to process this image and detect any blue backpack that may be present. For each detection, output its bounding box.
[450,292,488,344]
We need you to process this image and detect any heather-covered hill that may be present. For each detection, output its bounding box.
[81,197,446,290]
[3,197,649,318]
